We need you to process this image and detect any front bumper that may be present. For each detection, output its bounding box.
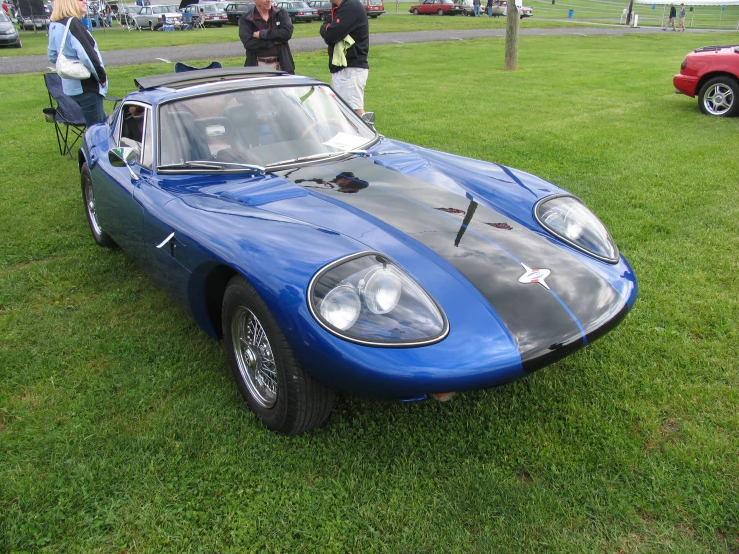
[0,33,20,45]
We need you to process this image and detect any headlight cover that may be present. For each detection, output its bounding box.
[535,194,619,263]
[308,253,448,346]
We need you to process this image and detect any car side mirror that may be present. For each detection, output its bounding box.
[361,111,375,128]
[109,146,140,180]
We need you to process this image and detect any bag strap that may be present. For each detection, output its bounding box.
[60,17,73,50]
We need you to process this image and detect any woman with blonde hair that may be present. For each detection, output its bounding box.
[48,0,108,125]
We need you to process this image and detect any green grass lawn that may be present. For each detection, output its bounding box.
[1,32,738,552]
[6,14,581,57]
[6,0,738,57]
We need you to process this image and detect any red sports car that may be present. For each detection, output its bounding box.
[410,0,465,16]
[673,44,739,117]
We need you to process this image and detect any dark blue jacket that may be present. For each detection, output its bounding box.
[320,0,369,74]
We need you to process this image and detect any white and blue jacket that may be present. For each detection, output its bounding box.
[47,17,108,97]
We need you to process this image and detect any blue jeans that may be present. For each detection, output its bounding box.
[71,91,106,126]
[473,4,480,15]
[487,5,492,16]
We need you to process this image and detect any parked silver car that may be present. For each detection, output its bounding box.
[133,4,184,29]
[0,11,21,47]
[182,2,229,26]
[489,0,533,18]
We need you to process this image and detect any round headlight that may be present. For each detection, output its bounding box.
[309,253,448,346]
[535,195,618,263]
[361,267,402,314]
[319,284,361,331]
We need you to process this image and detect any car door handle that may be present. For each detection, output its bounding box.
[156,232,175,249]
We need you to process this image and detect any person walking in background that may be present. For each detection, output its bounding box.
[472,0,480,16]
[663,3,676,30]
[320,0,369,115]
[47,0,108,125]
[678,3,686,31]
[239,0,294,73]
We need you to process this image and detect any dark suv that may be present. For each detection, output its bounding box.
[275,1,320,22]
[225,2,253,23]
[307,0,332,20]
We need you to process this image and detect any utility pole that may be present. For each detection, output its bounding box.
[626,0,634,25]
[504,0,520,70]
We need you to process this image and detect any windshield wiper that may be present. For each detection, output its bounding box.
[158,160,266,174]
[266,150,367,168]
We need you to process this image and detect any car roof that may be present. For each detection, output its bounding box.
[131,68,324,104]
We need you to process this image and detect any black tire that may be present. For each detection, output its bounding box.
[291,15,296,23]
[148,21,154,30]
[412,7,419,14]
[697,76,739,117]
[216,23,223,27]
[222,275,334,435]
[437,8,444,14]
[81,162,117,249]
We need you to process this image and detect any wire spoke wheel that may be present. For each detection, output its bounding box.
[223,275,334,434]
[84,178,103,237]
[80,162,116,248]
[232,306,278,408]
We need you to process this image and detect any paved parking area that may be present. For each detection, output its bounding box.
[0,25,708,75]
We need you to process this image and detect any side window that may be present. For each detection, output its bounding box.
[141,110,153,169]
[119,102,150,166]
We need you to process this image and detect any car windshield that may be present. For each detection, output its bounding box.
[291,2,311,7]
[158,85,377,171]
[369,0,382,5]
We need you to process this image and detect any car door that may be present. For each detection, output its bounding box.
[420,0,435,13]
[135,6,149,26]
[137,109,194,305]
[92,102,152,265]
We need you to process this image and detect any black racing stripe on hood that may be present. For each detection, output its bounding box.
[285,158,624,365]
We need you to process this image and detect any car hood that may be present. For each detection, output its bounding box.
[211,154,630,370]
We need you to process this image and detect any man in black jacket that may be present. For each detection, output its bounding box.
[319,0,369,115]
[239,0,295,73]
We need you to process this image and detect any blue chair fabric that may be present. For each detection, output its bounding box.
[174,61,223,73]
[43,73,87,158]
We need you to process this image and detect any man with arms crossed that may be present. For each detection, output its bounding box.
[320,0,369,115]
[239,0,294,73]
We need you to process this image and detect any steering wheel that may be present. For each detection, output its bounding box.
[299,118,343,140]
[212,147,248,163]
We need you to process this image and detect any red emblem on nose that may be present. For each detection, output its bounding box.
[518,263,551,290]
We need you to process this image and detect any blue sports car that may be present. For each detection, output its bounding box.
[78,68,637,435]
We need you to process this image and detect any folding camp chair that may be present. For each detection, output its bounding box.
[174,61,222,73]
[42,73,86,158]
[193,14,206,29]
